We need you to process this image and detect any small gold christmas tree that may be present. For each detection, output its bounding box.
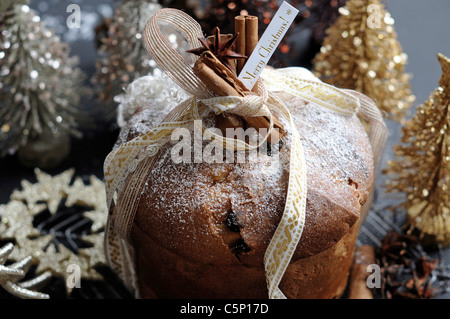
[385,53,450,246]
[312,0,415,122]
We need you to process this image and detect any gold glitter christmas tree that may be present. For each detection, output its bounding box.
[312,0,415,122]
[385,53,450,246]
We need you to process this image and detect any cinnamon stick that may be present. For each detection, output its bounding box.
[244,16,259,59]
[245,16,260,94]
[235,16,246,74]
[193,56,242,97]
[200,51,249,97]
[348,245,376,299]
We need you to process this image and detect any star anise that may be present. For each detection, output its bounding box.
[187,27,247,73]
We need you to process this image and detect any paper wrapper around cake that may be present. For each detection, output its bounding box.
[113,68,375,299]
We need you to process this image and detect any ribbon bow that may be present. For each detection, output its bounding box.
[103,8,387,299]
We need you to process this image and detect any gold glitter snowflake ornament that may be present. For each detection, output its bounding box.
[11,168,75,215]
[0,168,109,297]
[65,175,108,232]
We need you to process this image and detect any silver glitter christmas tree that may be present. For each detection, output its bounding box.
[92,0,162,123]
[0,2,85,166]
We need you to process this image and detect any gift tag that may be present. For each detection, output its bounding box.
[238,1,298,90]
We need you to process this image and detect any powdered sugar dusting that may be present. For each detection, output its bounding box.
[114,73,190,148]
[289,96,370,184]
[117,83,373,261]
[136,129,291,262]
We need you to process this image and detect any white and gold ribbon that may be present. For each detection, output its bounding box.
[103,8,387,299]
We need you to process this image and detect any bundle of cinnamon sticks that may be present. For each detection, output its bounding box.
[191,15,283,144]
[235,15,259,76]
